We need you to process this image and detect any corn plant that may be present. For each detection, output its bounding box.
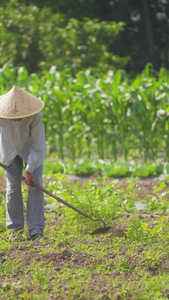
[1,63,169,162]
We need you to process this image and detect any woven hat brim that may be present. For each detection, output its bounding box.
[0,86,44,119]
[0,105,44,119]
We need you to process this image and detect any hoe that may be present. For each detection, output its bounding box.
[0,162,111,235]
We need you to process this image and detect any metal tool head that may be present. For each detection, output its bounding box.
[90,226,111,235]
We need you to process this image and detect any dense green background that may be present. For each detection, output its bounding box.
[0,0,169,74]
[0,0,169,163]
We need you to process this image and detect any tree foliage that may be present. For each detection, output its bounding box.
[18,0,169,73]
[0,0,168,74]
[0,0,129,74]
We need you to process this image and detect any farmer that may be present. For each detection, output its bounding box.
[0,86,46,240]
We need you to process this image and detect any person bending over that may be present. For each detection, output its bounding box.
[0,86,46,240]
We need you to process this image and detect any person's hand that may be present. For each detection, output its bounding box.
[25,171,36,187]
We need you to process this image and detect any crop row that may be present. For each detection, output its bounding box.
[43,158,169,179]
[0,63,169,162]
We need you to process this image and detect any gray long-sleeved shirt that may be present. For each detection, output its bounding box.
[0,112,46,173]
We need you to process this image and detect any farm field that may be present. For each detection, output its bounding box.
[1,1,169,299]
[1,165,169,299]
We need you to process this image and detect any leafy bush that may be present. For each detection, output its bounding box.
[132,164,163,178]
[102,162,130,177]
[43,160,64,174]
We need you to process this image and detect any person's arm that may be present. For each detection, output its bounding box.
[25,113,46,186]
[25,171,36,187]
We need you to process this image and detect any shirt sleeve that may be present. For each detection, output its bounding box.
[26,113,46,173]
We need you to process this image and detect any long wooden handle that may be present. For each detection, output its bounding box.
[0,162,106,227]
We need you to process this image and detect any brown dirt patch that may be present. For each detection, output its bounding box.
[67,174,169,202]
[1,172,168,202]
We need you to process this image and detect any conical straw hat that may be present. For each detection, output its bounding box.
[0,86,44,119]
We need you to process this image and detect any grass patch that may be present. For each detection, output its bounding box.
[1,171,169,299]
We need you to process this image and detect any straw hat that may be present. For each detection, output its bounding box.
[0,86,44,119]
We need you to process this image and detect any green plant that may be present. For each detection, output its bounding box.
[1,170,169,299]
[125,217,152,244]
[1,63,169,161]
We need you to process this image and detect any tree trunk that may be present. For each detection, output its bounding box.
[141,0,155,60]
